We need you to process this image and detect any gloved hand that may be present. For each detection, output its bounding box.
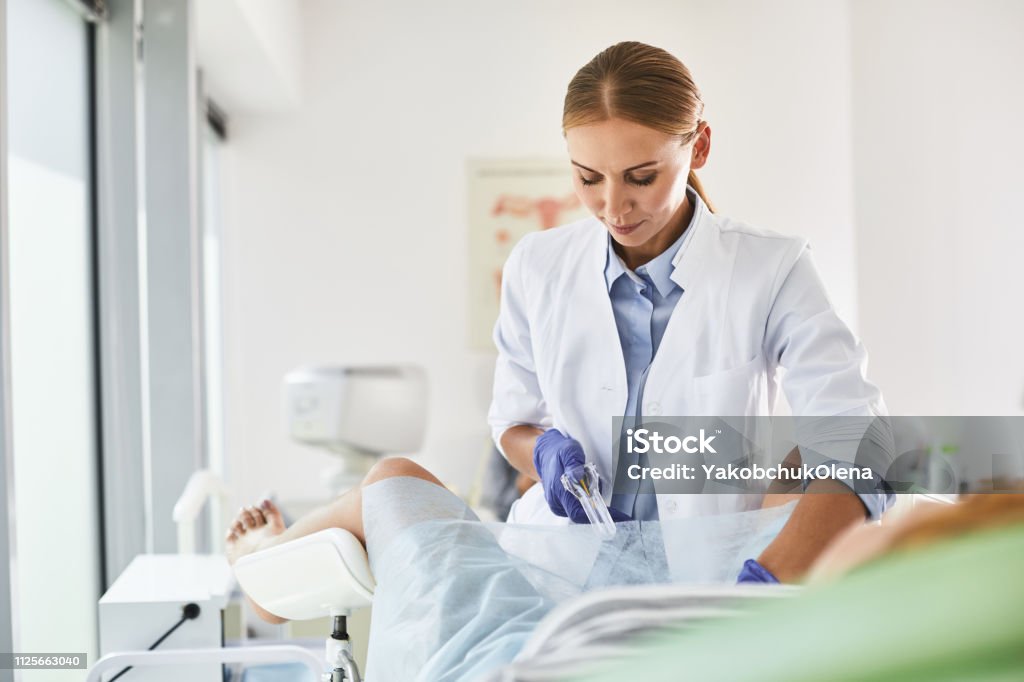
[736,558,780,584]
[533,429,631,524]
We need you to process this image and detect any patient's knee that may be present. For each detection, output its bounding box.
[364,456,441,487]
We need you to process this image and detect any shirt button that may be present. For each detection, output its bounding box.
[666,500,678,512]
[647,402,661,415]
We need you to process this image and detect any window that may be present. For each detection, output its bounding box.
[5,0,102,665]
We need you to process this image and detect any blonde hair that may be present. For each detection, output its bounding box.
[563,41,715,212]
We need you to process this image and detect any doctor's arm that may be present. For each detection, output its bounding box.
[488,237,619,522]
[500,426,543,482]
[753,247,894,582]
[488,236,551,482]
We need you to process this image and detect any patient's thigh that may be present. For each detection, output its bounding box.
[362,477,551,681]
[361,476,475,556]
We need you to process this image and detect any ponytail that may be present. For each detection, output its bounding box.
[687,170,715,214]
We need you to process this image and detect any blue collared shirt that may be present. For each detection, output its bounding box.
[605,190,697,520]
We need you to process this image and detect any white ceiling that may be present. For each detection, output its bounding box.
[194,0,304,115]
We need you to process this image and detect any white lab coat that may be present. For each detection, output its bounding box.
[488,198,886,525]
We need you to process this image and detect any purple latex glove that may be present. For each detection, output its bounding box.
[533,429,631,524]
[736,558,780,584]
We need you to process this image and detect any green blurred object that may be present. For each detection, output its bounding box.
[566,522,1024,681]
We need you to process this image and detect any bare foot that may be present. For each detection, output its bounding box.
[225,499,289,624]
[225,498,287,565]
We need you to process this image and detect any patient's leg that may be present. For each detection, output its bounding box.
[225,457,444,623]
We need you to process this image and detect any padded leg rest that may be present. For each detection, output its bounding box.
[233,528,375,620]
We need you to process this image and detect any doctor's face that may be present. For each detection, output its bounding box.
[566,117,710,267]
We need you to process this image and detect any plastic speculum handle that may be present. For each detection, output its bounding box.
[560,462,616,539]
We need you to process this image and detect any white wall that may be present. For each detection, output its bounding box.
[850,0,1024,415]
[216,0,859,507]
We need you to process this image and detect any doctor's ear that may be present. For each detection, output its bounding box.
[690,122,711,170]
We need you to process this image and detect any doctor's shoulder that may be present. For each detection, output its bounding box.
[503,216,603,291]
[709,213,811,289]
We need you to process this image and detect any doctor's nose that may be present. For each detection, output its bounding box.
[604,186,633,223]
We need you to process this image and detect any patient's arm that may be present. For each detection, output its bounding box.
[755,446,871,583]
[756,480,866,582]
[809,489,1024,583]
[225,457,446,623]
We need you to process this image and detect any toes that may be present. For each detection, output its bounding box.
[250,505,268,526]
[259,499,286,532]
[241,506,267,529]
[228,500,282,542]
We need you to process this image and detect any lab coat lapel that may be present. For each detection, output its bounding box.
[668,198,712,294]
[656,201,715,367]
[585,225,627,398]
[580,224,628,483]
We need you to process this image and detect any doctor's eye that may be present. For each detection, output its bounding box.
[578,174,658,187]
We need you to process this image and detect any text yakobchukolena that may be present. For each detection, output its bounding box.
[610,416,1024,496]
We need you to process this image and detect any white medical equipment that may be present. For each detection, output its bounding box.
[95,554,235,682]
[173,468,231,554]
[284,364,428,494]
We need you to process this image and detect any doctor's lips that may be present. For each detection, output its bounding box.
[608,219,644,235]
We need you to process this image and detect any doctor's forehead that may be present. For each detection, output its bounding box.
[565,119,679,173]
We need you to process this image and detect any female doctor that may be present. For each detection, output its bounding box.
[488,41,892,584]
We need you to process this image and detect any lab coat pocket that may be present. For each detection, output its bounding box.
[692,355,764,416]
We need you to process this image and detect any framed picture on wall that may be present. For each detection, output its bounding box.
[466,158,588,351]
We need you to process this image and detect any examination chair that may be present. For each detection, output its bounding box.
[233,528,376,682]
